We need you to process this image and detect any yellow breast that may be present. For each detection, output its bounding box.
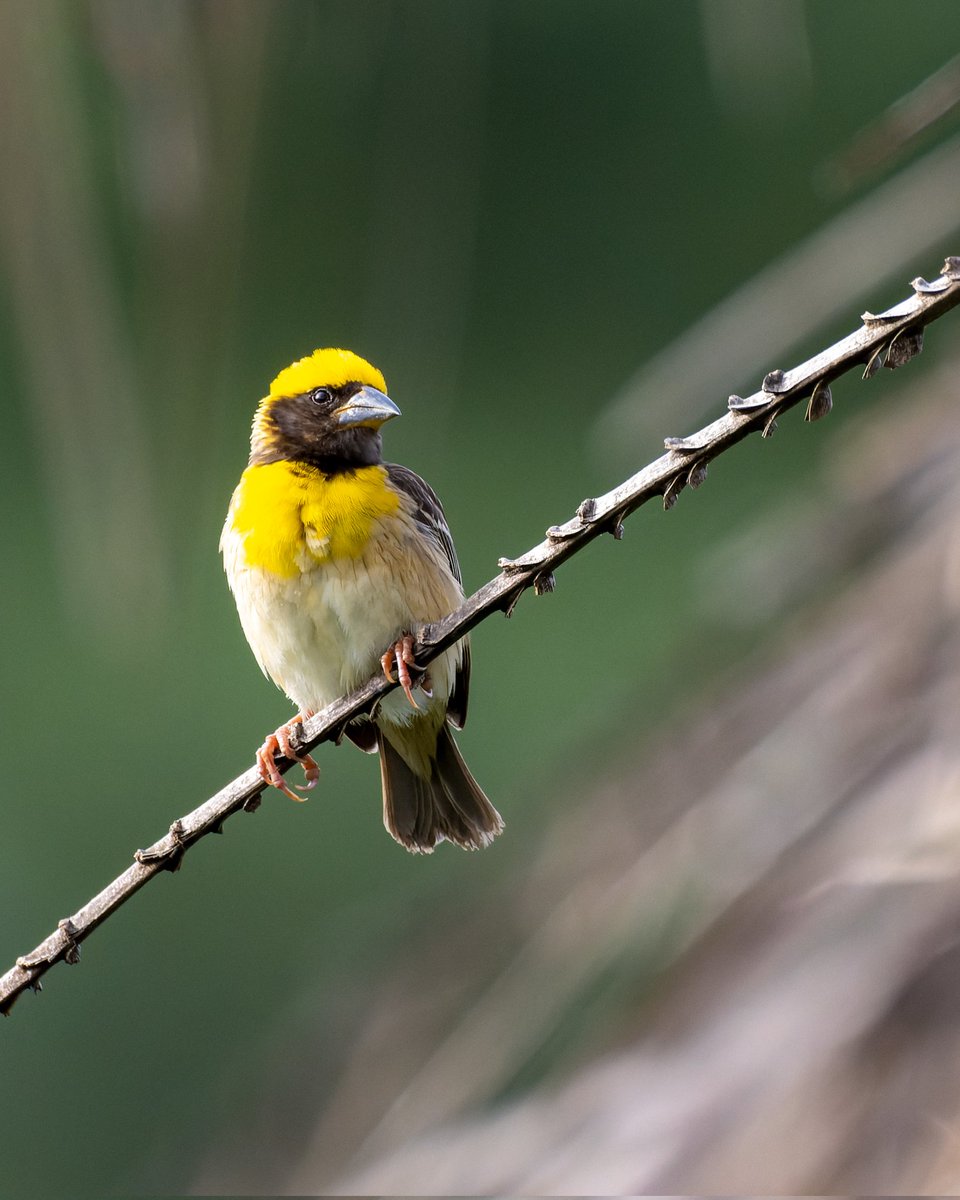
[226,461,401,577]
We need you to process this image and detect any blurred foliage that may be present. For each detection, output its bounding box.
[1,0,959,1192]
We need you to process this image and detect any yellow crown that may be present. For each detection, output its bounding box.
[269,348,387,399]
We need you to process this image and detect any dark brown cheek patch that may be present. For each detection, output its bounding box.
[251,395,385,475]
[272,397,319,444]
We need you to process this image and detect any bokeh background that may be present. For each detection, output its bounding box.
[3,1,960,1193]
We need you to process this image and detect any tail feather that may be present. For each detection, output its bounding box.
[378,726,504,853]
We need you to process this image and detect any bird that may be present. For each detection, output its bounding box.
[220,347,504,853]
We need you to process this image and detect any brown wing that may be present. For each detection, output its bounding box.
[385,462,470,728]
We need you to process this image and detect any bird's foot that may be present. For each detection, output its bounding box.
[256,712,319,802]
[381,634,422,709]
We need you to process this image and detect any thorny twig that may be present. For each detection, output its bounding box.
[2,257,959,1017]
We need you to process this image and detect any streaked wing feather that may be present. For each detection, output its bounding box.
[385,462,470,726]
[385,463,462,583]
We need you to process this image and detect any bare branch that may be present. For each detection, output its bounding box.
[2,257,959,1017]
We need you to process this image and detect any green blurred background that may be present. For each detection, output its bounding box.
[1,1,959,1192]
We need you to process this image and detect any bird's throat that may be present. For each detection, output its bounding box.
[230,461,401,576]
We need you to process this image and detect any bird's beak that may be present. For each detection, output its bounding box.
[333,385,401,429]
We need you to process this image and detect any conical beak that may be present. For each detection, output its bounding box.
[333,385,401,429]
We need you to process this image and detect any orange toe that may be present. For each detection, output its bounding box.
[256,716,317,802]
[382,634,420,710]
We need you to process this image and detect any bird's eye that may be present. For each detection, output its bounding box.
[311,387,332,405]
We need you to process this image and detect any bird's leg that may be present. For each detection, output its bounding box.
[381,634,420,709]
[255,712,319,802]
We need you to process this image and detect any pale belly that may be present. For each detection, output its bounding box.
[222,514,463,725]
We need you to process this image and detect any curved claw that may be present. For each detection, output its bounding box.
[256,714,319,802]
[256,735,304,802]
[295,760,320,792]
[380,634,420,710]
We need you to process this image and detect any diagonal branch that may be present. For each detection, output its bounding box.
[3,257,959,1017]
